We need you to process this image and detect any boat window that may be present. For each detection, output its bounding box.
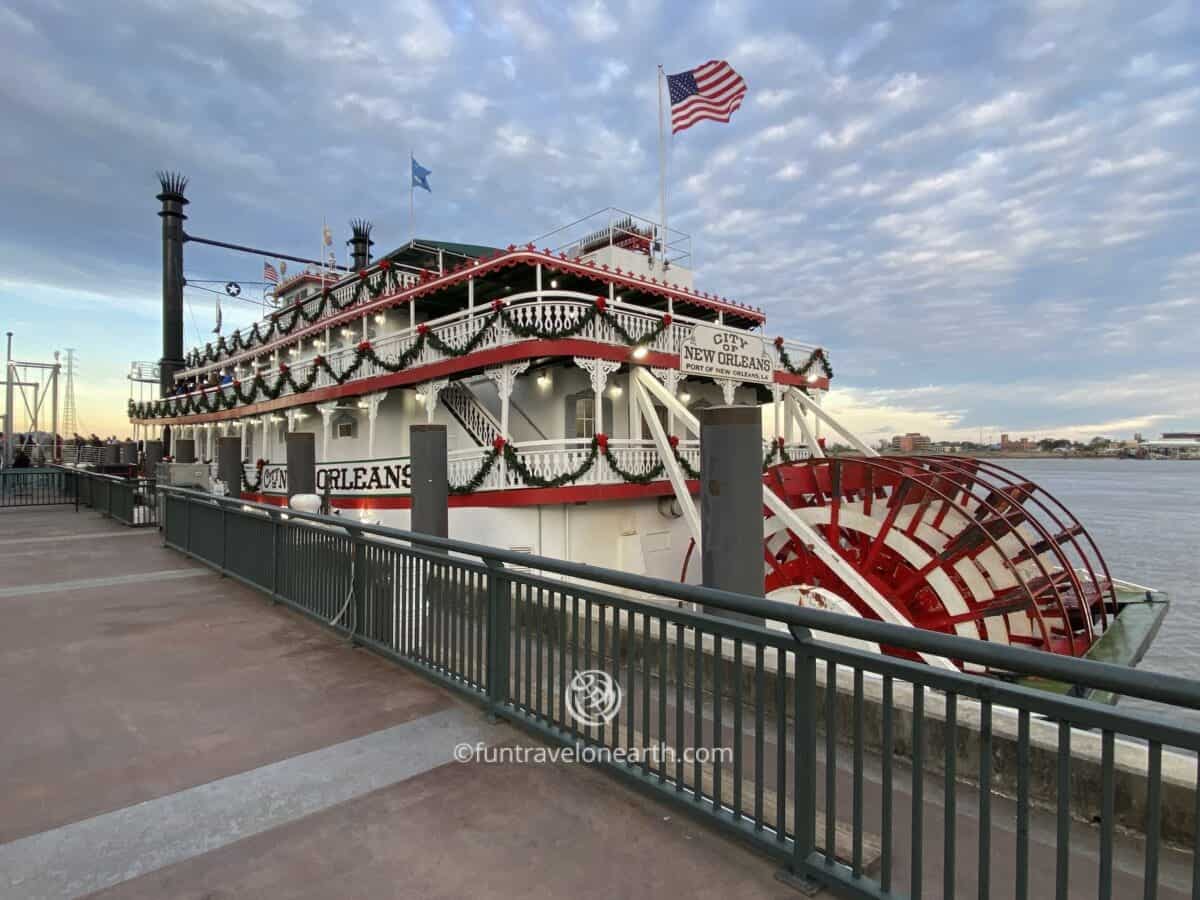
[332,412,357,440]
[564,390,612,439]
[574,396,595,438]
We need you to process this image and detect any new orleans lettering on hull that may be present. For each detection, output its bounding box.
[259,460,412,495]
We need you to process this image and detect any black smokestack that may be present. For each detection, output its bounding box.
[157,171,188,397]
[348,219,373,271]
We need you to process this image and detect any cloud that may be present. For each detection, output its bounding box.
[836,20,892,70]
[452,91,491,118]
[568,0,619,41]
[0,0,1195,442]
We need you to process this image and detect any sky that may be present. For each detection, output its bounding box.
[0,0,1196,442]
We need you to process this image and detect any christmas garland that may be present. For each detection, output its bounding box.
[450,445,502,494]
[762,437,792,469]
[185,262,408,367]
[773,338,833,381]
[135,299,673,421]
[232,435,800,499]
[450,434,701,494]
[241,458,266,492]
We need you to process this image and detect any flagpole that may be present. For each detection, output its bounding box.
[409,150,415,246]
[657,65,668,274]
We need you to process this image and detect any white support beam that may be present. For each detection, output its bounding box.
[633,366,699,435]
[788,388,878,457]
[785,391,825,459]
[632,373,700,547]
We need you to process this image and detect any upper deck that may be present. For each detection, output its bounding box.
[130,210,831,425]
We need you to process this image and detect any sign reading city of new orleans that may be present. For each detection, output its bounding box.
[259,458,411,495]
[679,324,773,385]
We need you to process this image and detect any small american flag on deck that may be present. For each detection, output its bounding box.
[667,60,747,134]
[263,261,279,285]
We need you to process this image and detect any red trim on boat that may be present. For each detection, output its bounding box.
[239,478,699,510]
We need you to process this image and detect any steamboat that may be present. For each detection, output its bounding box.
[127,173,1166,676]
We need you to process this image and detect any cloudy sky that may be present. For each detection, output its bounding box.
[0,0,1196,440]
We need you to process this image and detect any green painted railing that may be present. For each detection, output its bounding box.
[158,484,1200,900]
[72,469,158,527]
[0,467,74,508]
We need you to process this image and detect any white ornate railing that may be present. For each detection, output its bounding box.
[180,289,823,382]
[157,294,829,419]
[441,383,502,446]
[236,438,810,496]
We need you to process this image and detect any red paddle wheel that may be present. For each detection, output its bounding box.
[758,456,1119,661]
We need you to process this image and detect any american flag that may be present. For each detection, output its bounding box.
[667,60,747,134]
[263,261,279,285]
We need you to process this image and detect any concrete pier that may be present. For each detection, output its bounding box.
[0,507,796,899]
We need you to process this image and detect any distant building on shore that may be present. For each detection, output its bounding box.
[1000,433,1034,451]
[891,432,932,452]
[1162,432,1200,440]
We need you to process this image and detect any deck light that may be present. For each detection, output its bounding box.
[679,391,691,403]
[610,384,623,397]
[549,279,558,289]
[375,314,385,324]
[341,328,354,337]
[806,373,820,384]
[288,347,298,356]
[615,294,622,302]
[537,373,552,388]
[631,345,648,360]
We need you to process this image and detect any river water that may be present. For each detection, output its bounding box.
[998,458,1200,688]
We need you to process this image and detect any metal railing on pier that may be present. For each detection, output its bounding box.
[158,485,1199,899]
[0,467,74,508]
[73,469,158,527]
[0,467,157,526]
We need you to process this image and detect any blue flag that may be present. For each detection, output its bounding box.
[411,157,432,192]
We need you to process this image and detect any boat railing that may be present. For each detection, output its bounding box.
[160,294,827,415]
[528,207,693,269]
[443,437,809,493]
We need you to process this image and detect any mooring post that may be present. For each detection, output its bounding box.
[410,424,448,539]
[142,440,163,477]
[411,424,449,677]
[217,436,242,497]
[700,405,765,625]
[285,432,316,503]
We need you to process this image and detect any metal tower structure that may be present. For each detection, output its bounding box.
[62,348,79,437]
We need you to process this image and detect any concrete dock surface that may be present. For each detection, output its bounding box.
[0,505,1192,898]
[0,508,796,899]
